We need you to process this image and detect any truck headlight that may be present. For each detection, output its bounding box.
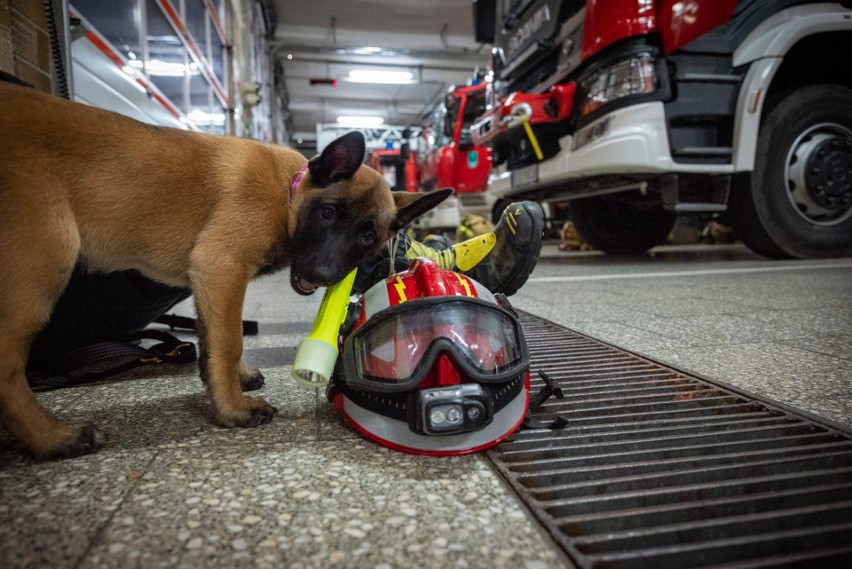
[577,52,658,117]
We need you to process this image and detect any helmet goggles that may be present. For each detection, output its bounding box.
[342,296,529,393]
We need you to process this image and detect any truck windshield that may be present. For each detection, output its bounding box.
[463,90,487,126]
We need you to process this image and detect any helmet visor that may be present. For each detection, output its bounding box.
[344,298,527,391]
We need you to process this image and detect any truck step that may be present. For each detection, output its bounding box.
[673,146,733,158]
[674,203,728,213]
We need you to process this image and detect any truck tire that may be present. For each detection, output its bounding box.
[729,84,852,258]
[569,194,676,255]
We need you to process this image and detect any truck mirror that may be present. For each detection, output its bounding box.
[473,0,496,44]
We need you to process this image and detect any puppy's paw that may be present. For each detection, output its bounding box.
[215,396,277,428]
[39,423,105,460]
[239,367,265,392]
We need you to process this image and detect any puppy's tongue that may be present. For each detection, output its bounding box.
[295,276,318,295]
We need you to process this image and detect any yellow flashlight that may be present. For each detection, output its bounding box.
[291,268,357,387]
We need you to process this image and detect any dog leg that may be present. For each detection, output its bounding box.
[239,363,265,392]
[199,359,264,392]
[0,184,104,458]
[191,262,277,427]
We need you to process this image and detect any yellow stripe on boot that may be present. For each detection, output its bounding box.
[452,232,497,272]
[403,231,498,272]
[404,240,456,269]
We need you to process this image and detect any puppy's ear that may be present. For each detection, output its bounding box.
[309,131,366,187]
[391,188,454,230]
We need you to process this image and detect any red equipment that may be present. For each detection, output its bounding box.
[368,145,419,193]
[419,83,492,194]
[472,0,852,258]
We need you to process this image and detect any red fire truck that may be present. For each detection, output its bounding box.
[368,144,420,193]
[472,0,852,257]
[420,82,493,211]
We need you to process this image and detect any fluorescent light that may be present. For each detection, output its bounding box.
[336,115,385,127]
[352,46,384,55]
[187,109,226,125]
[135,59,200,77]
[347,69,413,84]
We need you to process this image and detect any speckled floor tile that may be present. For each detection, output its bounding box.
[511,291,631,328]
[559,320,698,358]
[739,307,852,340]
[317,394,360,442]
[619,312,817,346]
[75,442,564,569]
[606,295,755,319]
[0,388,88,465]
[0,449,157,569]
[778,333,852,362]
[5,367,321,458]
[243,333,306,351]
[662,342,852,426]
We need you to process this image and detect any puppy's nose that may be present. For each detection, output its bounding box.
[307,264,342,286]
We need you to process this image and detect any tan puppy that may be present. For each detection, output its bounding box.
[0,82,451,459]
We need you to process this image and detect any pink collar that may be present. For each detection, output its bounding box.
[290,162,309,199]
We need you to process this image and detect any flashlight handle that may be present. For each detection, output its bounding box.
[291,268,357,387]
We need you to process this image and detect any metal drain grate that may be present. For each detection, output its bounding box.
[487,312,852,568]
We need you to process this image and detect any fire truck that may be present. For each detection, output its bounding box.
[368,143,420,193]
[472,0,852,257]
[399,81,493,234]
[420,82,493,215]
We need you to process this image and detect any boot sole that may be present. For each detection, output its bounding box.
[501,202,545,296]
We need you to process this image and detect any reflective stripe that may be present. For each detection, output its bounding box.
[363,278,392,317]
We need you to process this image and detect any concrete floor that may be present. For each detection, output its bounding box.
[1,243,850,568]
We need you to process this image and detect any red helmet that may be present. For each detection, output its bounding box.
[328,258,530,456]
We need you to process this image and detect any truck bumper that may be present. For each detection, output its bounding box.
[488,102,734,200]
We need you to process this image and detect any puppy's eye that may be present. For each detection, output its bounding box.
[359,231,377,247]
[320,205,336,220]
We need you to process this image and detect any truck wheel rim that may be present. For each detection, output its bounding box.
[785,122,852,226]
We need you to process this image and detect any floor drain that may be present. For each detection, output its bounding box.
[487,312,852,568]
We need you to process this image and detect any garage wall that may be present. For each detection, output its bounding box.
[0,0,53,93]
[0,0,278,142]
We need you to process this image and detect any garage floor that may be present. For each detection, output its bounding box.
[1,243,850,568]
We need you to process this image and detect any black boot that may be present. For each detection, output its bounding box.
[459,201,545,295]
[354,201,545,295]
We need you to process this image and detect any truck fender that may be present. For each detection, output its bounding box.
[732,3,852,67]
[731,3,852,172]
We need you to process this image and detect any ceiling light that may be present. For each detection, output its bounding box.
[337,115,385,127]
[140,59,200,77]
[347,69,413,84]
[352,46,384,55]
[187,109,226,125]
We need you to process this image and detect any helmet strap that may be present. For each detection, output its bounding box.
[521,370,570,430]
[386,233,401,277]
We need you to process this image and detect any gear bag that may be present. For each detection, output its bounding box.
[25,266,194,390]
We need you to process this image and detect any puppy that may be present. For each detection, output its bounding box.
[0,82,451,459]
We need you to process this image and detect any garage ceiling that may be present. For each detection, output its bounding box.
[272,0,490,147]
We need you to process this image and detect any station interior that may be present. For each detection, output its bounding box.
[1,1,851,567]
